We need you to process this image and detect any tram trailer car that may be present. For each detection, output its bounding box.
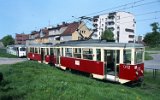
[27,44,55,64]
[27,40,145,84]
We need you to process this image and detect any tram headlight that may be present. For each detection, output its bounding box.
[134,66,137,70]
[136,71,138,75]
[141,70,143,74]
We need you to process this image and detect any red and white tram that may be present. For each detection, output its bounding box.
[27,40,145,84]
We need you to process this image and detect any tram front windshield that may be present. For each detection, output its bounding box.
[20,47,26,51]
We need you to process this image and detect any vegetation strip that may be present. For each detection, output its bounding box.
[0,61,160,100]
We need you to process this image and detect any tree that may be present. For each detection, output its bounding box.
[150,22,160,33]
[1,35,15,47]
[143,22,160,47]
[101,29,115,42]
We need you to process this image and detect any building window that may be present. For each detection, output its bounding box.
[125,28,134,33]
[129,35,134,38]
[102,18,103,21]
[133,24,135,27]
[107,21,114,25]
[117,31,119,42]
[108,27,114,31]
[117,16,120,20]
[108,16,115,19]
[93,18,98,22]
[102,24,104,27]
[128,41,134,43]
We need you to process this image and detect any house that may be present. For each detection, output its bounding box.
[29,31,40,39]
[26,21,92,45]
[60,21,92,41]
[47,21,92,45]
[35,28,49,44]
[15,33,29,45]
[26,31,40,45]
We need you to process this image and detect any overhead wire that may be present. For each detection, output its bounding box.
[31,0,160,33]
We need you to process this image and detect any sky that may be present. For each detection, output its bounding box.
[0,0,160,39]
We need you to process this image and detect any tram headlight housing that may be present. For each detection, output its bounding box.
[134,66,137,70]
[136,71,138,75]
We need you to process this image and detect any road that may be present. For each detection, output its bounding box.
[0,57,27,65]
[144,53,160,70]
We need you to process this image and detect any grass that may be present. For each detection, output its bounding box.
[0,48,17,58]
[145,52,153,60]
[145,46,160,51]
[0,61,160,100]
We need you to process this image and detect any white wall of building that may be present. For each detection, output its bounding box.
[92,11,135,43]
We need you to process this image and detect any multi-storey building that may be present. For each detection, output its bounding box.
[15,33,29,44]
[92,11,135,43]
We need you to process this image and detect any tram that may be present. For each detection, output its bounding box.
[27,40,144,84]
[7,45,26,57]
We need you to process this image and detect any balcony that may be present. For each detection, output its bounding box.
[93,18,98,22]
[108,12,116,17]
[93,24,98,28]
[93,15,99,19]
[106,21,115,25]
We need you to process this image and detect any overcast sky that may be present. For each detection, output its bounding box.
[0,0,160,39]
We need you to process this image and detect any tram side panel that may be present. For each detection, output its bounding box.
[27,52,41,61]
[45,55,56,64]
[60,57,104,76]
[119,63,144,81]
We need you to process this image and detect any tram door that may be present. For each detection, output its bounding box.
[41,48,45,63]
[55,48,60,65]
[104,50,120,80]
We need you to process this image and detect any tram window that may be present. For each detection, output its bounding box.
[35,48,38,53]
[50,48,54,55]
[73,48,81,58]
[135,49,143,63]
[20,48,26,51]
[116,50,120,63]
[65,48,72,57]
[39,48,41,54]
[96,49,101,61]
[27,48,29,53]
[61,48,64,56]
[46,48,49,55]
[123,49,131,64]
[13,47,17,51]
[29,48,31,52]
[30,48,34,53]
[83,48,93,60]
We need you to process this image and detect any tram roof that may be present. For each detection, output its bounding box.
[27,44,54,47]
[7,44,26,48]
[55,40,144,48]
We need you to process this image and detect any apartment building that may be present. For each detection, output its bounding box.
[92,11,135,43]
